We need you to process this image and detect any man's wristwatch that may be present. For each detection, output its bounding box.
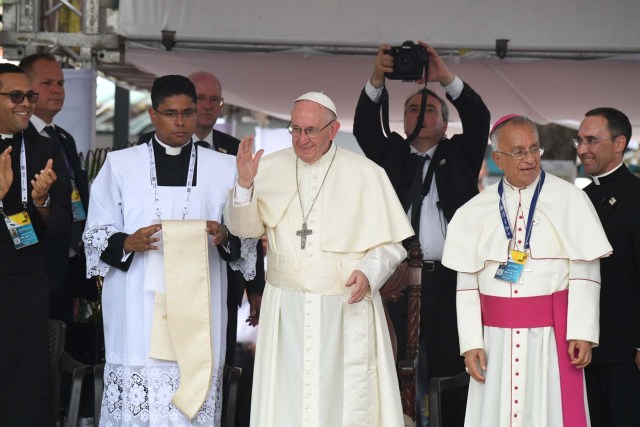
[33,194,51,208]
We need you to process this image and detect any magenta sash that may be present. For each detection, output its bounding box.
[480,290,587,427]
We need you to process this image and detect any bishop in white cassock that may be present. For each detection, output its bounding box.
[442,115,612,427]
[224,92,414,427]
[84,76,253,426]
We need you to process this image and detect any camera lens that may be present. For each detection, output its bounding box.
[395,52,415,73]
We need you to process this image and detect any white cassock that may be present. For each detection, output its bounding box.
[84,142,237,426]
[224,144,414,427]
[442,172,612,427]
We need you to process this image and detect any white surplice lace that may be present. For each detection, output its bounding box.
[99,362,223,427]
[229,237,258,281]
[84,225,119,277]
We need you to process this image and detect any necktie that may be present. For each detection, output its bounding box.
[43,125,60,143]
[410,153,430,235]
[195,140,211,149]
[44,125,74,176]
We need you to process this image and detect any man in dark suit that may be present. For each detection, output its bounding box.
[0,63,71,427]
[188,71,265,368]
[19,53,92,324]
[576,107,640,427]
[189,72,240,155]
[353,41,490,426]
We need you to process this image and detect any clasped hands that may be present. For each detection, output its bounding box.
[122,221,228,253]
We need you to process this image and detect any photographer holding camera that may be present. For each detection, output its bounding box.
[353,41,490,426]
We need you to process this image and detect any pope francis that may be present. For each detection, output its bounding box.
[224,92,414,427]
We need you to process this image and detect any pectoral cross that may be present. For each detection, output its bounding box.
[296,222,313,249]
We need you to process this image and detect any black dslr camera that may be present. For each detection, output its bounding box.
[384,41,429,81]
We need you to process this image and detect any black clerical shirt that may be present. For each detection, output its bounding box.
[101,138,199,270]
[0,132,72,276]
[151,138,198,186]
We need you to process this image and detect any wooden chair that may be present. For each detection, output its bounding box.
[380,239,423,423]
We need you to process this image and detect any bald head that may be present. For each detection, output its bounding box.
[188,71,224,139]
[189,71,222,92]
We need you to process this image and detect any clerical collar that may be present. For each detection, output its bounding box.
[0,133,14,140]
[30,114,52,134]
[503,173,541,191]
[591,163,624,186]
[154,135,192,156]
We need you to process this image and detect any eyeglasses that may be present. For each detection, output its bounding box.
[197,95,224,107]
[571,136,617,148]
[154,108,197,120]
[495,147,545,160]
[0,91,39,104]
[288,120,335,138]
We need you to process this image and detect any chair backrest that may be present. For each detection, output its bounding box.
[49,320,67,424]
[380,239,423,421]
[429,372,470,427]
[49,319,91,427]
[222,365,242,427]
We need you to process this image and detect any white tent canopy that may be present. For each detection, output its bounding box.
[116,0,640,142]
[118,0,640,52]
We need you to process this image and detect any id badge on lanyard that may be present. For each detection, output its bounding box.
[5,211,38,249]
[494,250,528,283]
[71,182,86,222]
[494,171,545,284]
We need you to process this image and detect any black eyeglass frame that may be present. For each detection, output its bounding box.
[0,91,39,104]
[153,108,198,120]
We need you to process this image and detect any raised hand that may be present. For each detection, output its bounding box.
[417,41,455,86]
[237,136,264,189]
[0,146,13,200]
[123,224,162,253]
[370,45,393,89]
[31,158,57,205]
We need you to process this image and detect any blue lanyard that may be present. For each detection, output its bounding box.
[497,170,545,251]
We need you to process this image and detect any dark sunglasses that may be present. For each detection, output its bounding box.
[0,91,39,104]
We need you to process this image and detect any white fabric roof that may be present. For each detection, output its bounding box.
[116,0,640,143]
[118,0,640,51]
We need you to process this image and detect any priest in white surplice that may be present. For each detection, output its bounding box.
[84,75,254,426]
[224,92,413,427]
[442,115,612,427]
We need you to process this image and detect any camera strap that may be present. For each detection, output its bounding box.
[380,84,428,143]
